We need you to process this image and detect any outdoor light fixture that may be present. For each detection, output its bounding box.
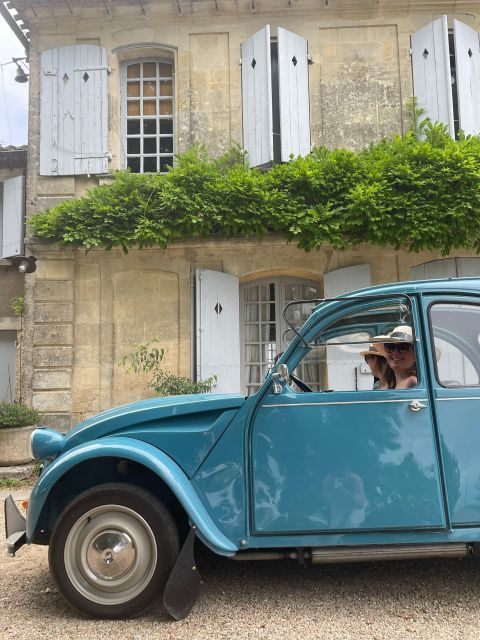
[0,56,29,82]
[17,256,36,273]
[12,57,28,83]
[1,255,37,273]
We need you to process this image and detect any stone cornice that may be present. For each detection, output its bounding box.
[8,0,480,29]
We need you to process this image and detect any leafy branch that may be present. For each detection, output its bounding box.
[119,340,217,396]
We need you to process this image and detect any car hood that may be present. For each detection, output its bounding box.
[64,393,246,450]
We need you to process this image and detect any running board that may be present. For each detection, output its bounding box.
[310,543,469,564]
[232,543,469,564]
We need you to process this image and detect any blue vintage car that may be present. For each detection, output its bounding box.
[6,277,480,619]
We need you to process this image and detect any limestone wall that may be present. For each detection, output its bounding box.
[21,239,480,428]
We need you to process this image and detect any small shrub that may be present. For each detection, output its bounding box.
[120,340,217,396]
[0,402,41,429]
[10,296,25,317]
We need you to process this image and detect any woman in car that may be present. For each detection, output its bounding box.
[384,325,417,389]
[361,336,395,390]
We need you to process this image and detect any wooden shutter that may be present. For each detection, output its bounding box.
[196,269,241,394]
[411,16,454,137]
[411,259,457,280]
[323,264,372,297]
[323,265,373,392]
[453,20,480,136]
[241,26,273,167]
[40,44,108,176]
[277,27,311,161]
[1,176,24,259]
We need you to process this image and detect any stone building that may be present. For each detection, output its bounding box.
[0,145,27,403]
[5,0,480,428]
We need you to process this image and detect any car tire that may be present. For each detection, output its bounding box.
[48,482,179,619]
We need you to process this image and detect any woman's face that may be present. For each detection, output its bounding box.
[385,342,415,374]
[365,354,385,379]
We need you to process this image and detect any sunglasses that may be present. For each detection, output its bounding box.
[384,342,412,354]
[364,355,378,363]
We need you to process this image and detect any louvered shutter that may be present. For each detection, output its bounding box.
[241,26,273,167]
[453,20,480,136]
[196,269,241,393]
[411,16,454,137]
[1,176,24,259]
[40,44,108,176]
[277,27,311,161]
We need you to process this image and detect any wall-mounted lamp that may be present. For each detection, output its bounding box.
[1,255,37,273]
[13,57,28,83]
[17,256,36,273]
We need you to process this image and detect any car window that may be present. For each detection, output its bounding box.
[292,300,413,391]
[429,303,480,388]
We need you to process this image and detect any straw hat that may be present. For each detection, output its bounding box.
[388,325,414,342]
[360,335,390,358]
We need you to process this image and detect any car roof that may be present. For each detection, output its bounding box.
[339,276,480,299]
[303,277,480,330]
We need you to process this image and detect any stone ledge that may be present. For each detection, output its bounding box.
[0,463,36,479]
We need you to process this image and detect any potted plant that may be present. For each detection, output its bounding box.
[0,402,41,466]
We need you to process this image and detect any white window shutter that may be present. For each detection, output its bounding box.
[196,269,241,394]
[277,27,311,161]
[411,16,454,137]
[453,20,480,136]
[1,176,24,259]
[241,26,273,167]
[411,259,457,280]
[40,44,108,176]
[323,264,372,297]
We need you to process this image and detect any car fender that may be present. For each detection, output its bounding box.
[27,436,238,556]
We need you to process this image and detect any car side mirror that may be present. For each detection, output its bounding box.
[272,363,289,395]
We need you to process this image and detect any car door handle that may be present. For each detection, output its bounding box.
[409,400,427,412]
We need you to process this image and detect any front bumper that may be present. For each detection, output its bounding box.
[4,495,27,557]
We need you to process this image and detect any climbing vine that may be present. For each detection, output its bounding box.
[29,123,480,255]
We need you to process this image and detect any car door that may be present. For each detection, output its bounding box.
[423,296,480,526]
[250,296,447,535]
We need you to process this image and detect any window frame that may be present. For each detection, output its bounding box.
[291,296,417,392]
[120,56,176,173]
[240,276,321,395]
[428,299,480,389]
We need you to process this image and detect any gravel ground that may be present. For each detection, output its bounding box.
[3,490,480,640]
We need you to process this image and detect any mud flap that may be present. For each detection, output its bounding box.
[4,495,27,557]
[163,525,203,620]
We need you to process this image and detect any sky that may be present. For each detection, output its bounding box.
[0,13,28,146]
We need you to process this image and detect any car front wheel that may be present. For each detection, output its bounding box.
[49,482,179,619]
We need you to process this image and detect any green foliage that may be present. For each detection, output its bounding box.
[29,132,480,255]
[0,402,41,429]
[10,296,25,317]
[0,477,22,488]
[119,339,217,396]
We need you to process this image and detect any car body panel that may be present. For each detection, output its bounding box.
[64,394,245,452]
[26,436,239,555]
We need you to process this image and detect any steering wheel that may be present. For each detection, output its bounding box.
[289,372,314,393]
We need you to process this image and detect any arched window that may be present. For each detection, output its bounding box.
[240,277,320,394]
[121,58,174,173]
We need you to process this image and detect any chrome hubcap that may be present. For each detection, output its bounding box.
[63,505,157,606]
[87,530,135,580]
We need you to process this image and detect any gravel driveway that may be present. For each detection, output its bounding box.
[2,490,480,640]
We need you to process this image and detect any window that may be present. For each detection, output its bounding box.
[429,303,480,387]
[123,59,174,173]
[240,26,311,167]
[295,300,413,392]
[241,277,320,394]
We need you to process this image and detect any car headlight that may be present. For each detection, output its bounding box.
[30,427,66,460]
